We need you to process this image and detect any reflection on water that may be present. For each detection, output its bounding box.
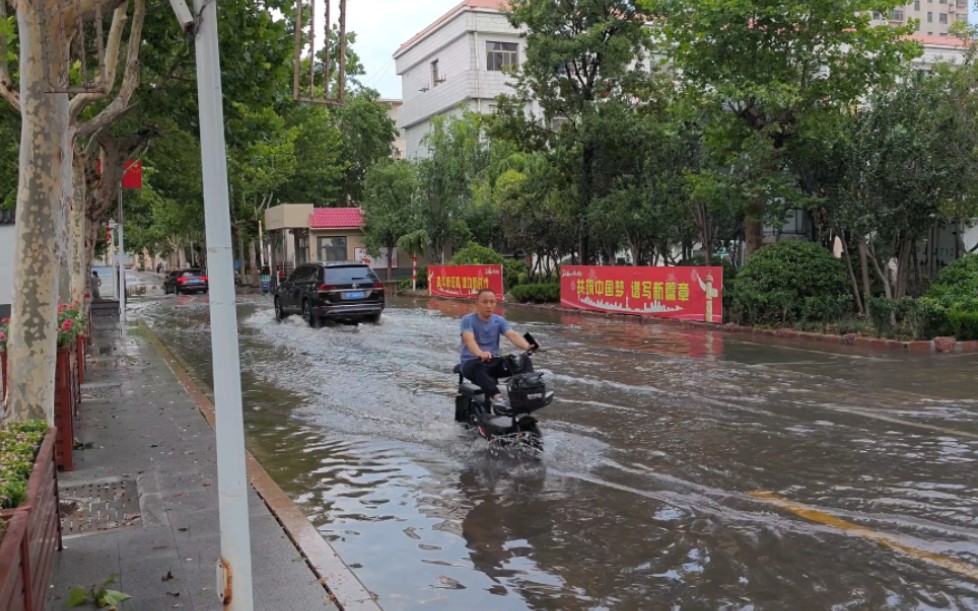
[138,295,978,609]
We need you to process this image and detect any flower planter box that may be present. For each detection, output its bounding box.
[54,347,75,471]
[0,429,63,611]
[0,510,29,611]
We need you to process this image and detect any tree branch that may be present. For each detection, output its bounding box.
[70,3,128,121]
[75,0,145,139]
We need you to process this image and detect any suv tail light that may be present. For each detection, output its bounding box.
[200,276,208,282]
[318,284,338,292]
[176,277,186,284]
[373,282,384,288]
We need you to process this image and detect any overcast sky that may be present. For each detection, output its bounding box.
[348,0,459,99]
[347,0,978,100]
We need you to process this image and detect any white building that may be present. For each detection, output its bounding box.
[377,98,407,158]
[394,0,523,159]
[872,0,969,37]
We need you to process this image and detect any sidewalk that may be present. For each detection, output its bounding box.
[46,315,353,610]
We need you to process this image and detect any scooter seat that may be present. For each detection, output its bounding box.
[488,416,514,429]
[458,383,484,395]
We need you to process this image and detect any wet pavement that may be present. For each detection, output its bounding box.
[130,292,978,610]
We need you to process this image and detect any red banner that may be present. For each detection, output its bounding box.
[560,266,722,323]
[428,265,504,301]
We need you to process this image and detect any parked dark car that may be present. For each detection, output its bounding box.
[274,262,384,326]
[163,269,209,295]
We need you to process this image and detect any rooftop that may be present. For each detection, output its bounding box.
[310,207,364,230]
[395,0,510,57]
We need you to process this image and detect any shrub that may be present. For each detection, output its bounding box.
[449,243,504,265]
[503,258,528,290]
[510,283,560,303]
[947,306,978,341]
[868,296,949,340]
[925,255,978,307]
[0,420,48,509]
[729,241,851,326]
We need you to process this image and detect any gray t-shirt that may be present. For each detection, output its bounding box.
[459,313,511,364]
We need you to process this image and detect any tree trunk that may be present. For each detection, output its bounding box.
[385,246,393,282]
[6,6,71,423]
[69,156,88,306]
[248,239,259,286]
[841,237,863,316]
[744,200,765,257]
[868,243,893,299]
[858,239,872,311]
[894,235,913,299]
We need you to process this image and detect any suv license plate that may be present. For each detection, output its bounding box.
[344,291,365,299]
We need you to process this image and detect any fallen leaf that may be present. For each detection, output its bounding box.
[166,592,180,597]
[161,571,175,582]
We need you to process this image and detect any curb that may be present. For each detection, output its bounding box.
[396,291,978,356]
[139,324,382,611]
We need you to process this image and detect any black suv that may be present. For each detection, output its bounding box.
[274,262,385,326]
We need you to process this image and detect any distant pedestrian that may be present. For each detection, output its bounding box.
[92,270,102,300]
[156,262,163,274]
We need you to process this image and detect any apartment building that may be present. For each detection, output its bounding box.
[872,0,969,37]
[394,0,523,159]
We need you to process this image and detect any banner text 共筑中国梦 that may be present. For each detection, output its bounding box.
[560,266,722,323]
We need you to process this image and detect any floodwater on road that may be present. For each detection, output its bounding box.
[133,292,978,610]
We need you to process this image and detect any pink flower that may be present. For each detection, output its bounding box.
[0,331,6,342]
[1,318,8,324]
[58,304,66,312]
[61,320,73,331]
[83,293,91,299]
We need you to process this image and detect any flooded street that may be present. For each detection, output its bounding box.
[133,292,978,609]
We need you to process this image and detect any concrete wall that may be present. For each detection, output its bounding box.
[265,203,314,231]
[0,225,13,318]
[309,229,367,262]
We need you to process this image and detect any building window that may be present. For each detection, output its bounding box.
[430,60,440,87]
[890,9,904,19]
[296,235,309,264]
[939,12,947,22]
[914,0,920,9]
[957,13,968,21]
[486,42,518,71]
[318,236,347,262]
[927,11,933,21]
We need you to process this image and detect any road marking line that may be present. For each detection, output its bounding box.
[749,490,978,581]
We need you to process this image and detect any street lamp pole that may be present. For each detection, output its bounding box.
[118,185,126,322]
[185,0,255,607]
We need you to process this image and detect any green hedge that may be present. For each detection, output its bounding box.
[510,283,560,303]
[0,420,48,509]
[450,243,504,265]
[729,241,852,326]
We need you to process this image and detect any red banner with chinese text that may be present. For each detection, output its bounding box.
[560,266,722,323]
[428,265,504,301]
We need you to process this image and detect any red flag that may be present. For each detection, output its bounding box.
[122,161,142,189]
